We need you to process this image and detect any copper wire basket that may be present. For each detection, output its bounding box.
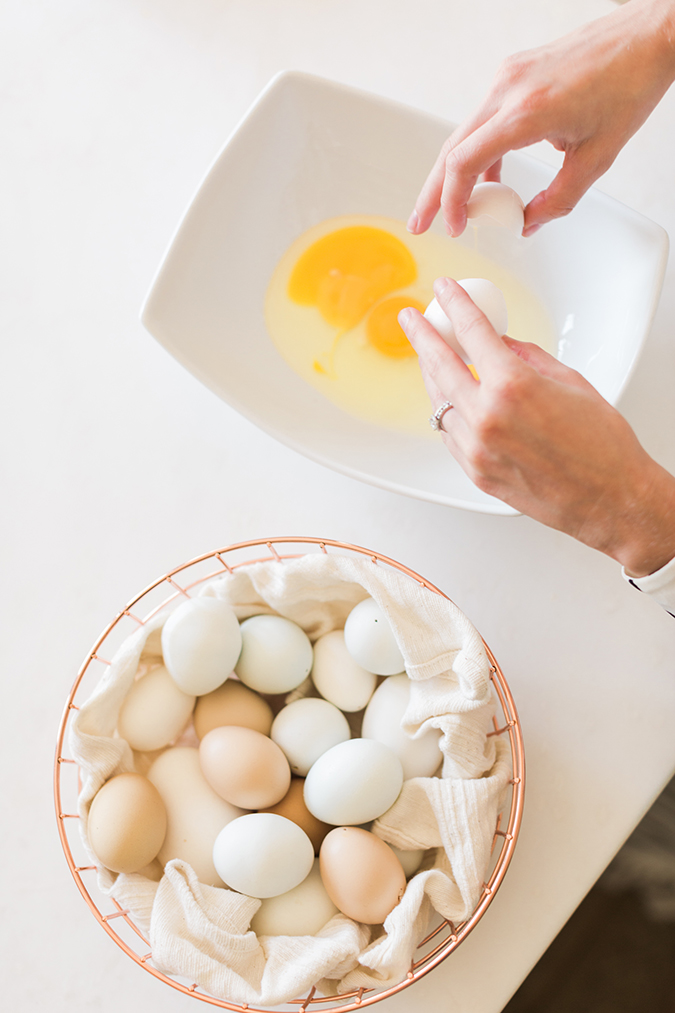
[54,536,525,1011]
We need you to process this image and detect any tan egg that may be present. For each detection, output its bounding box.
[319,826,406,924]
[117,664,196,752]
[87,772,167,875]
[260,778,331,854]
[194,679,273,740]
[199,725,291,809]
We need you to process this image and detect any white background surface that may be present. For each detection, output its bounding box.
[3,1,675,1011]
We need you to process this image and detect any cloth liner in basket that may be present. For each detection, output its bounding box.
[70,552,512,1006]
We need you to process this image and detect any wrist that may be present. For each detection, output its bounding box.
[607,457,675,578]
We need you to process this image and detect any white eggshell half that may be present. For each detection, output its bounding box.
[147,746,246,886]
[250,859,338,937]
[304,738,403,826]
[362,674,443,779]
[271,697,351,777]
[161,598,242,696]
[343,598,404,677]
[235,615,313,694]
[311,630,377,712]
[117,664,195,752]
[424,278,508,362]
[213,813,314,898]
[466,181,525,235]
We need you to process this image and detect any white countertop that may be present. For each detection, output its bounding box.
[4,1,675,1010]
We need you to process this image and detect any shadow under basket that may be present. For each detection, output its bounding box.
[54,536,525,1012]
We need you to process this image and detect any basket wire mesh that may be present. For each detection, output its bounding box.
[54,536,525,1011]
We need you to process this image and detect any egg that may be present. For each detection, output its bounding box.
[161,597,242,696]
[116,664,195,752]
[212,813,314,898]
[250,859,339,937]
[235,615,313,694]
[147,746,246,886]
[193,679,273,740]
[424,278,508,361]
[87,772,167,875]
[320,827,406,924]
[466,181,525,235]
[362,674,443,779]
[303,738,403,826]
[387,843,426,878]
[260,778,332,854]
[265,214,555,437]
[199,725,291,809]
[343,598,404,676]
[311,629,377,712]
[271,697,351,776]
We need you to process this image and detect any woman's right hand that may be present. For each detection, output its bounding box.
[408,0,675,239]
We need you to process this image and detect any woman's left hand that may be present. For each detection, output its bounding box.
[398,278,675,577]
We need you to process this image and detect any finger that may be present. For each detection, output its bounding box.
[502,336,596,392]
[439,112,534,236]
[431,277,514,375]
[523,146,605,233]
[481,157,502,183]
[398,306,477,404]
[408,102,499,235]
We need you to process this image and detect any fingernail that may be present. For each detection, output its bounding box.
[523,223,542,238]
[433,277,450,296]
[398,308,412,328]
[407,210,419,233]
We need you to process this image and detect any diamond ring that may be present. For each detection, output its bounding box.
[429,401,454,432]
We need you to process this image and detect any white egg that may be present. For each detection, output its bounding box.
[161,598,242,696]
[147,746,246,886]
[250,859,338,936]
[117,664,195,752]
[271,697,351,776]
[235,615,313,694]
[466,181,525,235]
[343,598,404,677]
[303,738,403,826]
[424,278,508,361]
[386,843,426,878]
[362,674,443,779]
[311,630,377,712]
[213,813,314,898]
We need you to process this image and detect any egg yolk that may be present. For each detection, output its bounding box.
[366,296,425,358]
[288,226,417,331]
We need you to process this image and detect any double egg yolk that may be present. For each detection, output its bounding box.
[287,225,425,361]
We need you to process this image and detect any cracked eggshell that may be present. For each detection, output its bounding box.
[161,598,242,696]
[466,181,525,235]
[424,278,508,361]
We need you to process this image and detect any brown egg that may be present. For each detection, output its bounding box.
[193,679,273,740]
[319,826,406,924]
[260,778,331,853]
[199,725,290,809]
[88,772,167,875]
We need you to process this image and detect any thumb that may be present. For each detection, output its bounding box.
[523,147,603,233]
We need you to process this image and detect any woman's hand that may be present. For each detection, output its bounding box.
[398,279,675,577]
[408,0,675,238]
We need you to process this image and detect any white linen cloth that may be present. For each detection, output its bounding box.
[69,552,512,1007]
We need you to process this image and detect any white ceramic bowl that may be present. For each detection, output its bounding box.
[141,71,668,515]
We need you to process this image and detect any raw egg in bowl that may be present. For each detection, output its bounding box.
[141,71,668,514]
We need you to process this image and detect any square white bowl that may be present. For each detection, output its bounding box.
[141,71,668,515]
